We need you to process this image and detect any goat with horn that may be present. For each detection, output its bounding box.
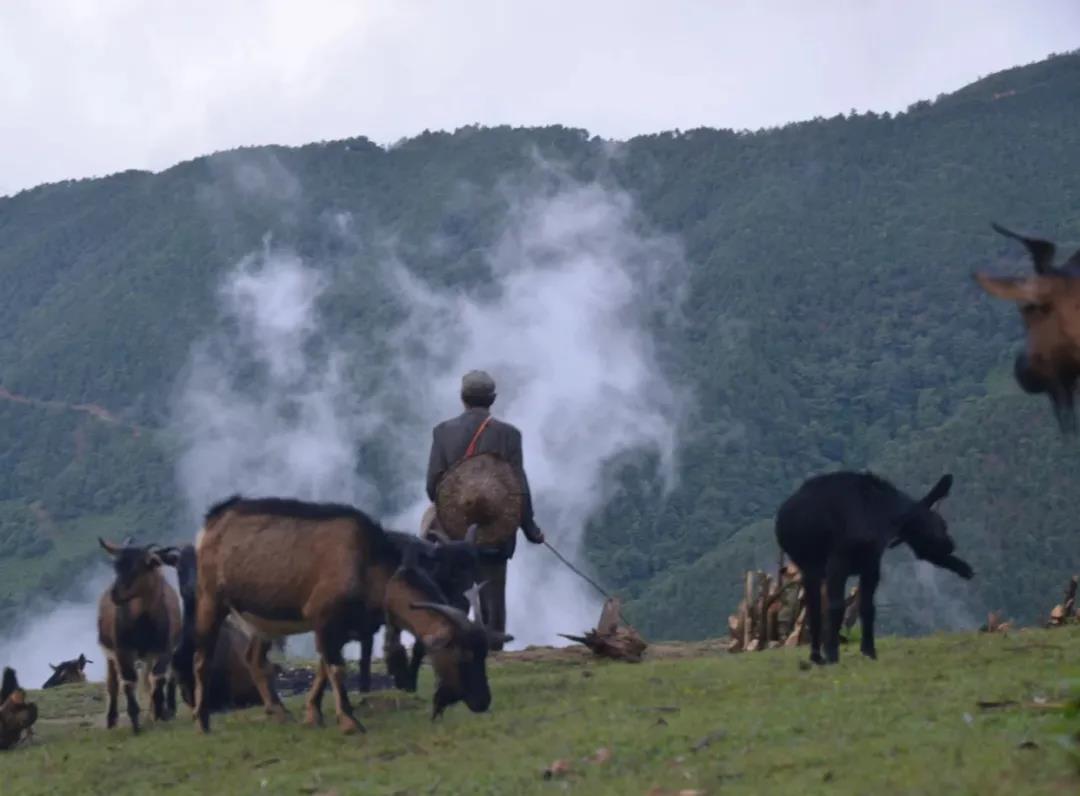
[96,537,182,733]
[188,495,506,734]
[975,222,1080,433]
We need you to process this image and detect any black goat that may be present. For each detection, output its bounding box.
[776,471,974,665]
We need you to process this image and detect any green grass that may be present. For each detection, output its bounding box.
[6,628,1080,795]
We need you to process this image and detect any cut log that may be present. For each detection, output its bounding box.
[1047,575,1079,627]
[559,597,648,662]
[979,611,1011,633]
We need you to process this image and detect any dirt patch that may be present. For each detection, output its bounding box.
[495,638,732,665]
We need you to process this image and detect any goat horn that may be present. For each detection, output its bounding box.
[464,581,487,624]
[409,601,472,635]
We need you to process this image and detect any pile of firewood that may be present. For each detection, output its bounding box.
[979,611,1012,633]
[728,562,859,653]
[1047,575,1079,628]
[560,597,648,662]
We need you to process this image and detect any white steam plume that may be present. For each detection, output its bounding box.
[172,240,380,518]
[377,171,687,647]
[171,163,687,652]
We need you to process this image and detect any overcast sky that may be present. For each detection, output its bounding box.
[1,1,1078,198]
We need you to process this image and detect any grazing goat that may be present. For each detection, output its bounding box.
[169,545,264,713]
[41,653,92,689]
[380,527,482,692]
[0,668,38,750]
[776,471,974,665]
[190,496,506,734]
[97,538,182,733]
[975,222,1080,433]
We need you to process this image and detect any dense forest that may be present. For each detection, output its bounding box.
[1,51,1079,640]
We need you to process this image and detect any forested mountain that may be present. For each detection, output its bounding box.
[1,51,1079,640]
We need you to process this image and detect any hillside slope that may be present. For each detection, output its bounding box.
[5,629,1080,795]
[1,51,1080,635]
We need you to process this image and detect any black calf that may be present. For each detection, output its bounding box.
[775,471,974,665]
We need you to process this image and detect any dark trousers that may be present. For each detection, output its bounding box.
[477,559,508,650]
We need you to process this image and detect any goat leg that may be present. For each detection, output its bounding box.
[383,623,413,691]
[803,572,825,665]
[192,600,225,733]
[407,641,426,692]
[304,661,328,727]
[315,630,365,735]
[358,634,373,693]
[244,637,290,723]
[150,654,171,721]
[824,568,847,665]
[858,563,880,660]
[165,673,177,719]
[105,657,119,729]
[117,654,141,734]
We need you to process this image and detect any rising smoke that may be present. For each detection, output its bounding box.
[172,239,381,519]
[378,168,687,646]
[170,160,688,653]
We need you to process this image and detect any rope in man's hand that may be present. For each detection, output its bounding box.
[542,539,613,600]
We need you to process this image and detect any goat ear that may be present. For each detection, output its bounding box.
[157,547,182,567]
[922,474,953,508]
[98,537,121,557]
[974,272,1056,304]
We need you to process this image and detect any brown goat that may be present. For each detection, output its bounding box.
[190,495,505,734]
[41,653,92,689]
[97,537,182,733]
[976,222,1080,433]
[0,668,38,750]
[169,544,265,713]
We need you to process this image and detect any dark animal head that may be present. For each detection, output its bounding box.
[410,593,511,719]
[98,537,181,605]
[426,525,481,609]
[392,560,509,719]
[0,668,38,750]
[975,222,1080,434]
[41,653,92,689]
[890,474,973,579]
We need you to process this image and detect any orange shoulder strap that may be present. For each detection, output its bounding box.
[463,415,494,459]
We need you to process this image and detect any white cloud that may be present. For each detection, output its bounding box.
[1,0,1078,196]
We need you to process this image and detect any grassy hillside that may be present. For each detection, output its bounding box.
[2,50,1080,635]
[6,629,1080,795]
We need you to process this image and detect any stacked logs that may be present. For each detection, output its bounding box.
[728,562,859,653]
[1047,575,1079,628]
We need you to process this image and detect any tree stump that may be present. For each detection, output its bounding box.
[1047,575,1079,627]
[559,597,648,662]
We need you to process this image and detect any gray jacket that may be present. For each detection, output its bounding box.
[425,408,532,505]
